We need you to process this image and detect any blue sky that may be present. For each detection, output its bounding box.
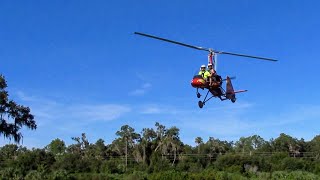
[1,1,320,148]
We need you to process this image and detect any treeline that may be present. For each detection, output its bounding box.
[1,123,320,179]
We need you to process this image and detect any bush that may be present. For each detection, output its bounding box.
[100,159,125,174]
[270,153,289,171]
[281,158,305,171]
[25,170,45,180]
[0,167,23,180]
[271,171,319,180]
[124,171,148,180]
[148,170,188,180]
[215,154,244,171]
[49,169,70,180]
[149,153,171,173]
[287,171,319,180]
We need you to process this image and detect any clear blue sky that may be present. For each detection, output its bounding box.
[1,1,320,148]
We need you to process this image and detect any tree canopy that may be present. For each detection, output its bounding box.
[1,123,320,179]
[0,74,36,143]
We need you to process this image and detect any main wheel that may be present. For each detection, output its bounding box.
[198,101,204,108]
[231,98,236,103]
[197,93,201,98]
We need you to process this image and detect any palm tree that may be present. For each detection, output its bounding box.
[195,137,203,162]
[164,126,181,166]
[115,125,140,171]
[140,128,156,164]
[154,122,167,159]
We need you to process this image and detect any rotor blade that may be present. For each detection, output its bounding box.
[134,32,209,51]
[214,50,277,62]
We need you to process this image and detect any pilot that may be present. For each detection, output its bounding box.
[198,65,211,83]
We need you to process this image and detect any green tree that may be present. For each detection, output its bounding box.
[272,133,301,156]
[195,137,203,163]
[67,133,89,155]
[195,137,203,154]
[14,148,55,176]
[0,74,36,143]
[154,123,183,166]
[115,125,140,170]
[234,135,266,154]
[92,138,107,160]
[205,137,233,163]
[154,122,168,160]
[45,138,66,156]
[235,136,254,153]
[308,135,320,159]
[139,128,157,165]
[165,126,182,166]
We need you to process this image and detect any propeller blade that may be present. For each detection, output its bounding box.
[134,32,209,51]
[214,50,277,62]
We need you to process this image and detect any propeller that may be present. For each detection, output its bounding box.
[134,32,278,62]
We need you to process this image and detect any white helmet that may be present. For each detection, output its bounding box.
[207,63,213,67]
[201,65,206,68]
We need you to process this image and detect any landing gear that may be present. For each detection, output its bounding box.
[198,101,204,108]
[197,90,214,108]
[196,88,201,98]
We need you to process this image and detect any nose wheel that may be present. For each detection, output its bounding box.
[196,88,201,98]
[198,101,204,108]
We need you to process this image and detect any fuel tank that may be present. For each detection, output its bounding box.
[191,75,206,88]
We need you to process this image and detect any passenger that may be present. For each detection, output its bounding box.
[198,65,210,83]
[207,63,215,86]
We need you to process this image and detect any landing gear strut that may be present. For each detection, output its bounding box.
[196,88,201,98]
[197,90,214,108]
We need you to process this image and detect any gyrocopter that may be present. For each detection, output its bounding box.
[134,32,277,108]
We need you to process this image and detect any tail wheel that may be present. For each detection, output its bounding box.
[198,101,204,108]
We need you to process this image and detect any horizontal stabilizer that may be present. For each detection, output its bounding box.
[222,76,236,81]
[234,90,248,94]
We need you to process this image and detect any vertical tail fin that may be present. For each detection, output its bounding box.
[226,76,234,94]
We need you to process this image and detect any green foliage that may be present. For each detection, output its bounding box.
[312,161,320,175]
[215,153,245,171]
[53,153,90,173]
[148,170,188,180]
[271,171,319,180]
[2,124,320,179]
[148,152,171,173]
[100,158,126,174]
[269,152,289,171]
[13,148,55,176]
[0,74,36,143]
[46,138,66,156]
[0,167,23,180]
[124,171,148,180]
[281,157,305,171]
[49,169,70,180]
[25,170,45,180]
